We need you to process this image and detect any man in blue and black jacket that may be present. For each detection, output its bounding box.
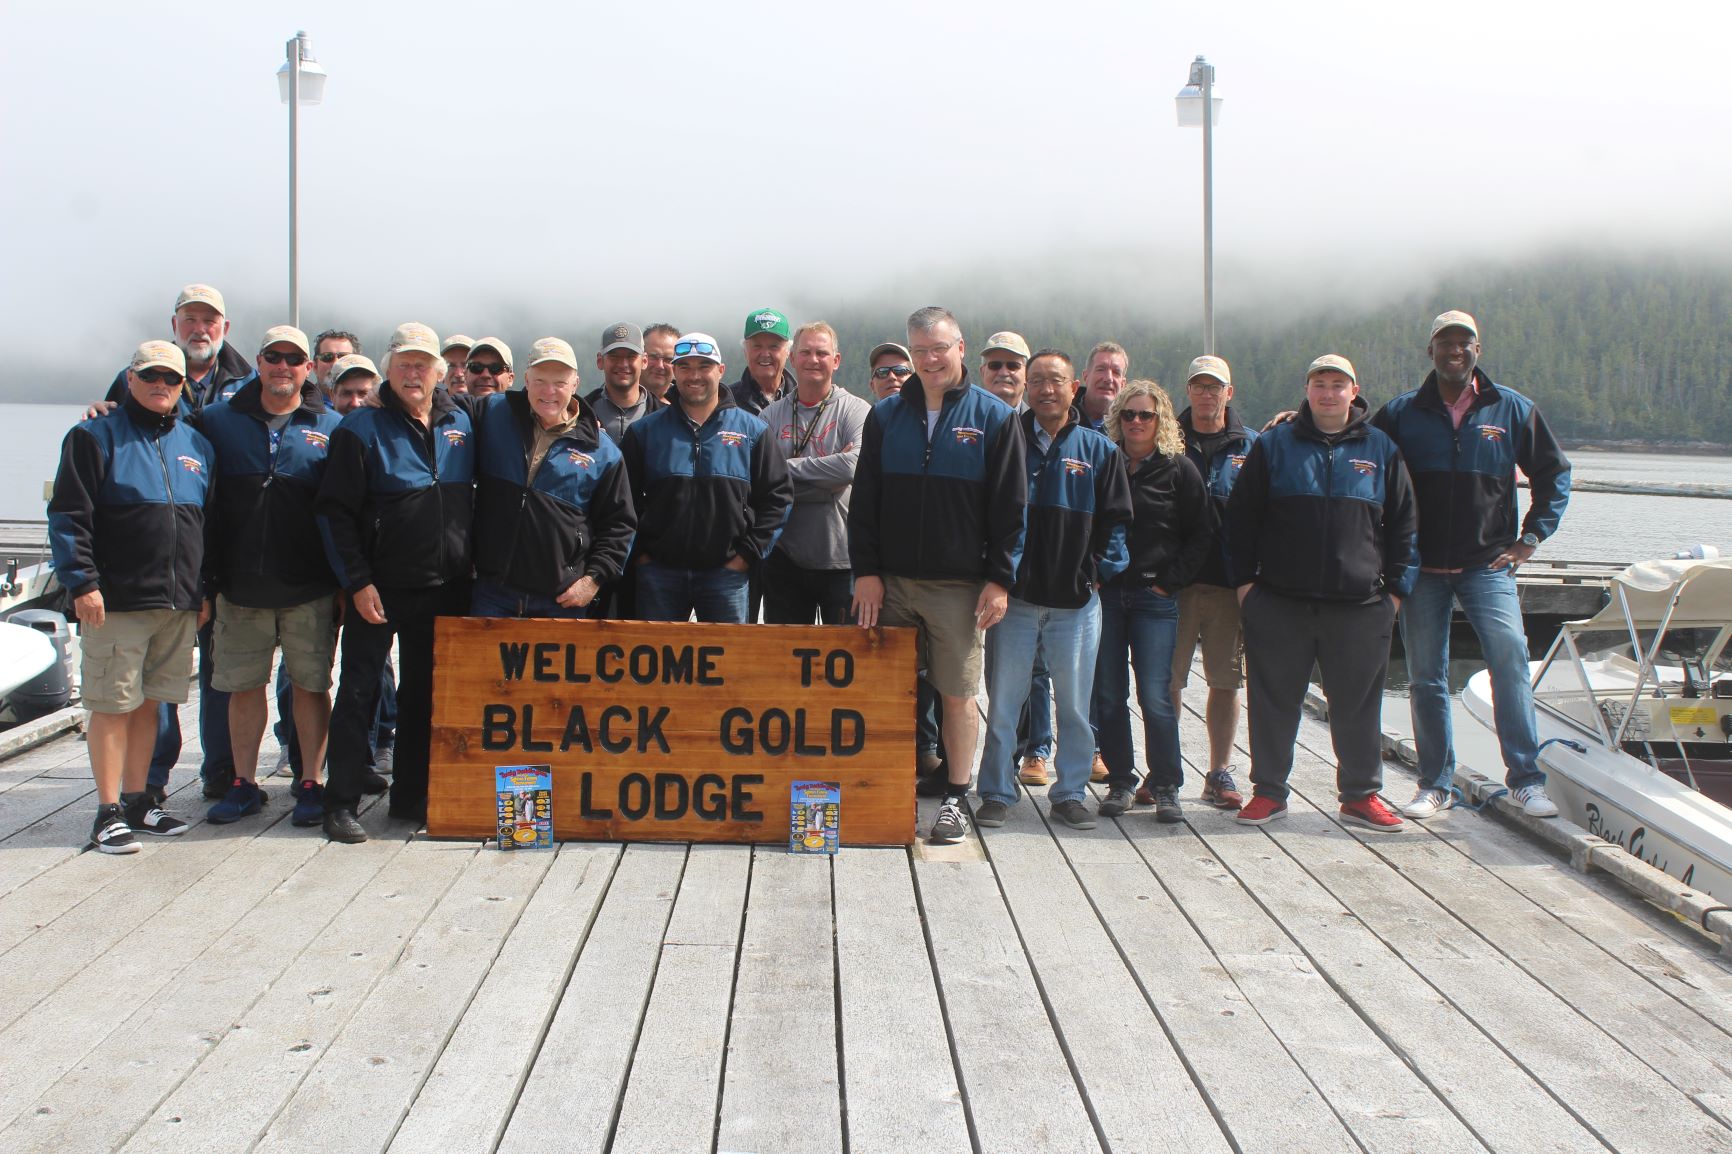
[315,323,476,842]
[621,331,791,623]
[471,337,636,618]
[50,340,214,854]
[973,349,1130,834]
[1373,310,1571,821]
[1227,354,1418,832]
[849,306,1027,846]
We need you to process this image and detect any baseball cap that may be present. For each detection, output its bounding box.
[869,341,913,364]
[743,308,791,341]
[441,334,475,354]
[469,337,514,372]
[673,331,725,364]
[527,337,579,371]
[386,322,442,360]
[1429,310,1479,340]
[981,331,1031,360]
[258,325,311,357]
[1186,355,1231,386]
[1305,354,1357,383]
[132,340,187,375]
[329,353,379,382]
[599,322,644,355]
[174,284,226,315]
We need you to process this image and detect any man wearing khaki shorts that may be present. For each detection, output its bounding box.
[198,325,344,828]
[49,341,215,853]
[1169,355,1257,809]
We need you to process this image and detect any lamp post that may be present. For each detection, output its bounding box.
[276,31,327,331]
[1175,55,1221,355]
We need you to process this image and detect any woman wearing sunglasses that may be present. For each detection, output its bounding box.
[1092,380,1215,824]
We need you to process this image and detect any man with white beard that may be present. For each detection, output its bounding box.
[103,284,252,410]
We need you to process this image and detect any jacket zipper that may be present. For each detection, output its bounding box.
[152,431,180,608]
[1320,443,1335,593]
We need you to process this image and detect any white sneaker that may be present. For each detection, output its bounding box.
[1514,783,1559,818]
[373,746,395,775]
[270,746,293,778]
[1400,787,1453,819]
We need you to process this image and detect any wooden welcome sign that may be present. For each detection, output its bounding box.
[428,618,917,845]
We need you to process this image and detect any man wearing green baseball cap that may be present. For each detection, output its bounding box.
[730,307,796,415]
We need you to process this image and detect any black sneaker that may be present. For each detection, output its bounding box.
[1154,787,1184,824]
[929,798,968,845]
[323,807,367,844]
[91,803,140,855]
[974,798,1010,827]
[143,782,169,807]
[915,771,957,798]
[1050,799,1098,830]
[1097,787,1135,818]
[124,794,189,836]
[202,774,233,801]
[361,770,390,795]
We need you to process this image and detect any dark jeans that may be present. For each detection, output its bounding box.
[1093,584,1182,792]
[917,672,943,761]
[147,620,233,790]
[762,552,853,625]
[1240,586,1397,803]
[324,583,467,814]
[636,561,750,624]
[471,577,589,619]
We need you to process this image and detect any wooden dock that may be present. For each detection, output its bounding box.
[2,682,1731,1152]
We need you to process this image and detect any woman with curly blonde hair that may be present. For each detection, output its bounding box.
[1093,380,1216,822]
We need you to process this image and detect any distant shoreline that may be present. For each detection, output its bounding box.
[1562,440,1728,456]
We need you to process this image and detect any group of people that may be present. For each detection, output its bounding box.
[48,285,1572,855]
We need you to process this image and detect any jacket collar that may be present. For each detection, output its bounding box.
[1019,402,1078,449]
[899,366,974,410]
[1414,367,1498,412]
[1294,395,1372,442]
[506,387,602,449]
[121,392,179,433]
[1178,404,1247,441]
[228,376,324,419]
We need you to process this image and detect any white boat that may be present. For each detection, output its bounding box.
[1464,558,1732,902]
[0,620,57,701]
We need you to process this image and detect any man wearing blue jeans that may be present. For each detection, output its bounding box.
[621,332,790,623]
[1373,311,1571,819]
[974,349,1130,832]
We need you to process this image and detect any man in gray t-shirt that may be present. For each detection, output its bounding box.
[584,321,665,445]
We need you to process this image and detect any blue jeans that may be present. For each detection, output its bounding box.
[978,594,1101,807]
[1093,585,1182,792]
[1018,657,1054,761]
[470,578,590,619]
[1401,566,1543,792]
[636,561,750,624]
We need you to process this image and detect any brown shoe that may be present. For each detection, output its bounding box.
[1133,784,1155,807]
[1018,756,1052,786]
[1089,753,1110,783]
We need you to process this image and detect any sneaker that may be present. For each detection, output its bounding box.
[1400,787,1454,819]
[1018,756,1051,786]
[92,803,141,854]
[269,746,293,779]
[974,798,1010,827]
[1097,787,1135,818]
[143,782,169,807]
[124,794,189,836]
[207,779,265,824]
[1133,784,1156,807]
[361,770,390,795]
[1153,787,1184,824]
[291,780,325,827]
[1237,796,1288,826]
[1340,795,1405,831]
[1089,753,1109,783]
[929,798,968,845]
[1200,768,1244,810]
[1514,783,1559,818]
[323,807,368,844]
[917,750,943,776]
[1050,799,1098,830]
[202,773,234,801]
[373,746,395,775]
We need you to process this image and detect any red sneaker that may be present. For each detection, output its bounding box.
[1236,796,1287,825]
[1340,794,1405,831]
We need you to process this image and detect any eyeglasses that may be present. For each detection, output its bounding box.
[984,360,1024,372]
[910,342,955,358]
[674,339,718,358]
[645,353,676,364]
[136,368,184,386]
[466,361,507,376]
[872,365,913,380]
[1119,410,1158,423]
[1186,380,1226,393]
[260,350,308,366]
[316,351,348,363]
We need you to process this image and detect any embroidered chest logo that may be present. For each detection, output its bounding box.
[1478,424,1507,444]
[1349,458,1378,477]
[1228,454,1246,469]
[953,425,983,446]
[718,430,747,447]
[441,429,467,447]
[301,430,329,450]
[566,450,594,469]
[1061,457,1091,477]
[176,455,204,475]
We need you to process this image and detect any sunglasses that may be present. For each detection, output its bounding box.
[674,339,718,358]
[260,350,308,366]
[136,368,184,386]
[1119,410,1158,423]
[466,361,507,376]
[871,365,913,380]
[984,359,1023,372]
[316,351,348,363]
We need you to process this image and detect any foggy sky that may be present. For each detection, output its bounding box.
[4,0,1731,398]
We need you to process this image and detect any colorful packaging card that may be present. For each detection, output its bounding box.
[495,764,553,849]
[789,780,841,855]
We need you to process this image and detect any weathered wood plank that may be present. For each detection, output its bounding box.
[610,844,751,1154]
[495,842,686,1153]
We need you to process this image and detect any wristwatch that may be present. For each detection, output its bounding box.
[1519,532,1540,548]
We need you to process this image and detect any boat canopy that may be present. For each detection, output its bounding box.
[1569,559,1732,631]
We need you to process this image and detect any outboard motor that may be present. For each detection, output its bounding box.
[4,609,74,719]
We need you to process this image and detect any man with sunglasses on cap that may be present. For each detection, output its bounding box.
[464,338,513,400]
[198,326,345,830]
[586,322,665,444]
[867,342,913,401]
[316,323,476,842]
[732,308,796,414]
[441,335,474,396]
[51,341,214,853]
[622,333,791,623]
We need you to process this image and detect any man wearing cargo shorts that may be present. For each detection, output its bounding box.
[1167,355,1256,810]
[49,341,214,853]
[199,326,344,829]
